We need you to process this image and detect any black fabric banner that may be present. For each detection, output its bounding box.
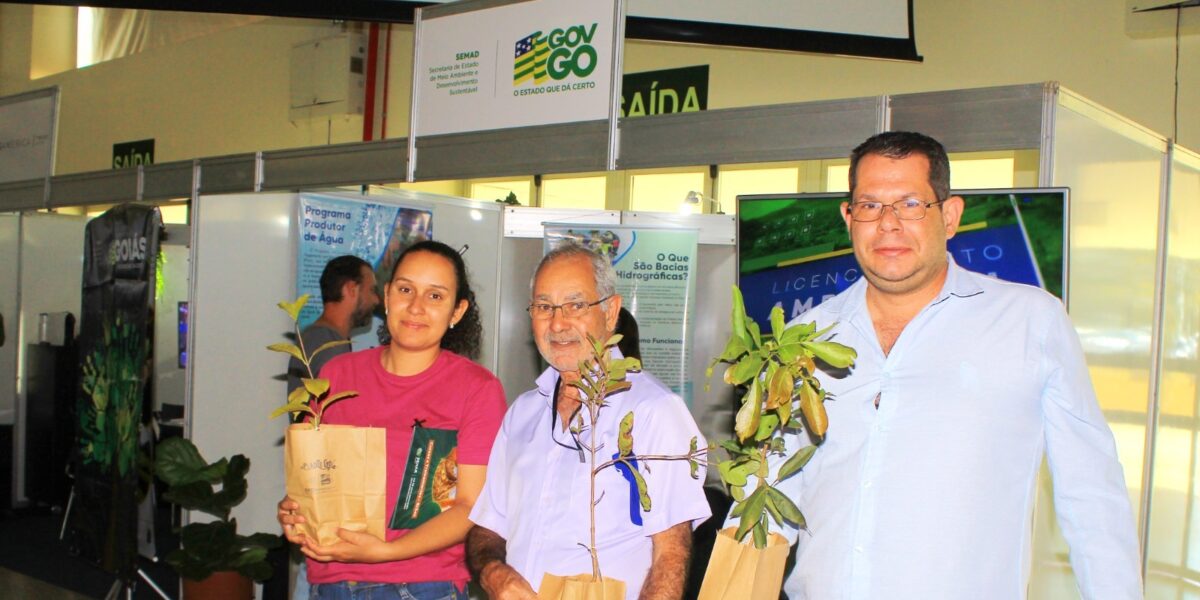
[65,204,162,579]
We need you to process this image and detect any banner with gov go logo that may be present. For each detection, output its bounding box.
[411,0,621,137]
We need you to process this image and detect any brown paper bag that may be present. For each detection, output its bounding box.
[284,423,387,547]
[538,574,626,600]
[696,527,789,600]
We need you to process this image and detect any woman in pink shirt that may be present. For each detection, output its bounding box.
[278,240,507,600]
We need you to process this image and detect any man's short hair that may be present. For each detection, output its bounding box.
[320,255,371,303]
[849,131,951,202]
[532,242,618,308]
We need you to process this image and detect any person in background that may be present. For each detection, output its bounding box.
[286,254,380,400]
[615,306,640,361]
[757,131,1141,598]
[466,243,709,600]
[279,240,507,600]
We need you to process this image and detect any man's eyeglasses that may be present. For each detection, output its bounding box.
[527,296,611,320]
[846,199,943,222]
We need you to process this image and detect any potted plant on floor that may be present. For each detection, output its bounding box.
[697,287,856,600]
[155,436,281,599]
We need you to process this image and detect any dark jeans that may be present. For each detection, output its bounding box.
[310,580,467,600]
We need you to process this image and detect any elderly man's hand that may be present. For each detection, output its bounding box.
[479,562,538,600]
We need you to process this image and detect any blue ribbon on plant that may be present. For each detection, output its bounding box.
[612,452,643,526]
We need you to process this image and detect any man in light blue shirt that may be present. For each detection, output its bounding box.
[763,131,1142,599]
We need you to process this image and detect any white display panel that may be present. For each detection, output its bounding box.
[13,213,85,501]
[411,0,621,137]
[0,88,58,184]
[0,214,19,425]
[190,192,295,534]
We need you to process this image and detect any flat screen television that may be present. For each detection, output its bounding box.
[178,301,188,369]
[736,188,1069,327]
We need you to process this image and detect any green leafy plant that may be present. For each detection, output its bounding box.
[155,437,281,581]
[266,294,355,427]
[567,335,707,581]
[706,286,857,548]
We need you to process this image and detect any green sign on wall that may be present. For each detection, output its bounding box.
[621,65,708,118]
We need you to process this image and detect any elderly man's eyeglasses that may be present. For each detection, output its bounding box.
[527,296,611,320]
[846,199,943,222]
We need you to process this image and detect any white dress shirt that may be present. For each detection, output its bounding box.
[751,257,1141,599]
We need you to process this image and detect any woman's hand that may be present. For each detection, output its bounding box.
[277,495,307,545]
[300,528,392,564]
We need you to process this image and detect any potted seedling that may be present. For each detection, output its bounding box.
[539,335,707,600]
[155,436,281,599]
[697,286,856,600]
[267,295,386,546]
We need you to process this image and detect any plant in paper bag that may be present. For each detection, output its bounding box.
[541,334,707,598]
[696,286,856,600]
[267,294,355,427]
[267,295,387,547]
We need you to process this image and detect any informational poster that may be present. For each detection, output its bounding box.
[297,194,432,347]
[410,0,621,137]
[545,225,698,403]
[67,204,162,579]
[0,87,57,184]
[737,189,1067,326]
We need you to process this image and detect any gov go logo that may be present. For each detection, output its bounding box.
[513,23,598,86]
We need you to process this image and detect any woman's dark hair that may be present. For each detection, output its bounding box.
[385,240,483,360]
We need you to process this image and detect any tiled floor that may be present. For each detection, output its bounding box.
[0,566,97,600]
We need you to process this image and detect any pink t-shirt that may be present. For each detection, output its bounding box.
[306,346,507,586]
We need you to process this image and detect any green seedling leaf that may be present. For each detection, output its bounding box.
[735,487,767,542]
[718,333,749,363]
[754,413,780,442]
[277,295,309,322]
[626,462,651,511]
[730,484,745,502]
[766,487,806,529]
[747,319,762,348]
[776,444,818,482]
[752,520,768,549]
[777,343,802,365]
[801,340,858,369]
[764,489,785,527]
[266,343,305,363]
[765,363,793,410]
[734,378,762,442]
[688,437,700,478]
[779,321,815,345]
[799,380,828,438]
[319,390,357,413]
[769,305,786,341]
[301,377,330,399]
[269,401,314,421]
[726,354,764,386]
[731,286,749,346]
[718,459,746,487]
[606,333,624,348]
[618,412,634,457]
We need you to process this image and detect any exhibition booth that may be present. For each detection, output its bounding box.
[1,81,1198,596]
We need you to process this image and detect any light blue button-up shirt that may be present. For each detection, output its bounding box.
[757,257,1141,599]
[471,357,711,599]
